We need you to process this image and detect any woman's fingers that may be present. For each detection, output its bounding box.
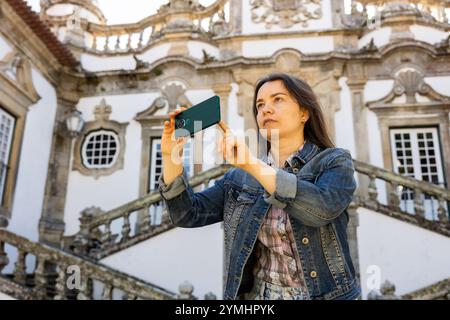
[218,120,231,137]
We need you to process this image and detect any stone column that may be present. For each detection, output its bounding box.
[39,95,79,247]
[346,202,360,281]
[347,77,370,198]
[213,84,232,124]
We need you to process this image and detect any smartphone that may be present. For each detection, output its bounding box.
[174,95,221,138]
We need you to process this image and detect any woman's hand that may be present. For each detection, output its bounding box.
[162,107,189,165]
[217,121,257,170]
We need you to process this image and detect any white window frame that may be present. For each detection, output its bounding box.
[81,129,120,169]
[0,108,15,204]
[390,127,446,220]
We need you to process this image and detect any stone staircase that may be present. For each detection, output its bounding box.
[0,229,176,300]
[2,159,449,300]
[65,160,450,261]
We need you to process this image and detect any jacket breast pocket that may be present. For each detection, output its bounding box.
[224,189,257,245]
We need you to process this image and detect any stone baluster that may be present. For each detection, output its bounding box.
[92,35,98,51]
[101,220,112,250]
[54,264,67,300]
[388,181,400,211]
[138,31,145,49]
[105,35,112,52]
[414,188,425,218]
[367,174,379,209]
[13,249,27,285]
[121,213,131,243]
[122,292,137,300]
[76,272,92,300]
[204,292,217,300]
[203,178,211,190]
[115,35,121,51]
[139,207,151,233]
[34,257,48,298]
[0,240,8,274]
[368,280,401,300]
[126,34,133,51]
[72,210,94,255]
[437,197,449,223]
[102,283,113,300]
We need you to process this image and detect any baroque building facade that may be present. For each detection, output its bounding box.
[0,0,450,300]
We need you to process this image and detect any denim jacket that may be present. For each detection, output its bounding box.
[158,140,361,300]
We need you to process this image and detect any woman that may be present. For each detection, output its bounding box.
[158,73,360,300]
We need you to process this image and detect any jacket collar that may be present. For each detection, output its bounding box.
[261,140,321,168]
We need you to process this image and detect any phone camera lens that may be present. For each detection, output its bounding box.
[177,119,185,128]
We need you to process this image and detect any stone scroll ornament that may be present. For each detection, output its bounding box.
[250,0,322,29]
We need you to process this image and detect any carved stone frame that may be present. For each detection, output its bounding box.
[374,105,450,190]
[0,53,40,219]
[72,100,128,179]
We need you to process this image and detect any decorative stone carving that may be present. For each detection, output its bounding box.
[133,55,150,70]
[209,9,229,36]
[72,99,128,179]
[158,0,205,13]
[250,0,323,29]
[360,38,379,53]
[0,51,40,104]
[135,83,191,123]
[367,69,450,108]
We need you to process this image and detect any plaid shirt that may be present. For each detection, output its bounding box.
[252,148,307,288]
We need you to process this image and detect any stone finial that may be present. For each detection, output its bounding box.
[204,292,217,300]
[94,99,112,122]
[368,280,401,300]
[178,280,195,300]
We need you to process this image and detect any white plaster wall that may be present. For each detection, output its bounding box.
[242,0,333,34]
[358,27,391,49]
[64,93,158,235]
[409,25,449,45]
[64,89,217,235]
[101,223,224,299]
[80,43,172,72]
[46,4,101,24]
[9,69,58,242]
[0,292,16,300]
[136,43,171,65]
[424,76,450,97]
[0,36,13,60]
[80,54,136,72]
[364,80,393,103]
[242,36,334,58]
[335,77,356,156]
[357,207,450,298]
[187,41,219,61]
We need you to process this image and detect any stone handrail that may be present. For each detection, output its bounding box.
[69,158,450,259]
[353,159,450,237]
[45,0,230,53]
[68,164,232,258]
[0,229,176,300]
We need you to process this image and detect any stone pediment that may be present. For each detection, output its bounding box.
[0,51,41,105]
[135,82,191,121]
[367,69,450,109]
